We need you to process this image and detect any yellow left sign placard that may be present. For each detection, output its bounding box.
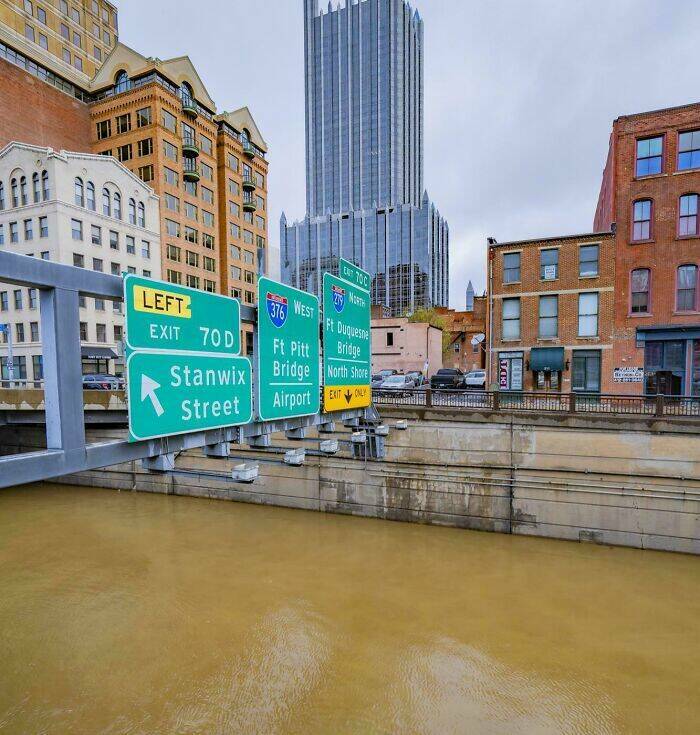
[132,285,192,319]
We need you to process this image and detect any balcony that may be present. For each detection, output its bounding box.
[183,162,200,183]
[242,140,255,158]
[242,193,257,212]
[181,96,198,118]
[242,173,256,191]
[182,137,199,158]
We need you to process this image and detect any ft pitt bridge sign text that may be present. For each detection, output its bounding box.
[123,263,371,442]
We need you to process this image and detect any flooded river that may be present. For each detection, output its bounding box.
[1,484,699,734]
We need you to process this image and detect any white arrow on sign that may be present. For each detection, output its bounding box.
[141,374,164,417]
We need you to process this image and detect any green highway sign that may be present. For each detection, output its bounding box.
[124,274,241,355]
[339,258,371,292]
[127,351,252,442]
[322,272,371,412]
[257,276,320,421]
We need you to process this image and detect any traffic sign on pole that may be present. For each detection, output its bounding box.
[127,351,252,441]
[339,258,371,293]
[124,274,241,355]
[322,272,371,412]
[256,276,320,421]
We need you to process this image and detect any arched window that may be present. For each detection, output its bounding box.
[102,187,111,216]
[115,70,129,94]
[0,182,4,210]
[181,81,194,105]
[11,178,18,208]
[74,177,84,207]
[128,198,136,225]
[32,172,40,203]
[86,181,95,211]
[113,191,122,219]
[632,199,652,241]
[631,268,651,314]
[137,202,145,228]
[19,176,27,206]
[679,194,698,237]
[41,170,49,200]
[677,265,698,312]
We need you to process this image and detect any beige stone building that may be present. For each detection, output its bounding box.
[371,317,443,378]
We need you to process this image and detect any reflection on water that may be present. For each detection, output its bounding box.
[0,484,698,734]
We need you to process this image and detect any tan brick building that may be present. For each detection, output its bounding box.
[595,103,700,396]
[487,232,615,393]
[0,2,269,355]
[438,286,488,373]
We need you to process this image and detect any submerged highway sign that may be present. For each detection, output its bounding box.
[124,274,241,355]
[322,272,371,412]
[127,352,252,441]
[257,276,320,421]
[339,258,371,293]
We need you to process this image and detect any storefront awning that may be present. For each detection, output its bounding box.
[636,326,700,342]
[81,347,118,360]
[529,347,565,372]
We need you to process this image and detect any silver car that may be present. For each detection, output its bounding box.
[464,370,486,391]
[380,374,416,395]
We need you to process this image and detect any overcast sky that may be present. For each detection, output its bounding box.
[118,0,697,309]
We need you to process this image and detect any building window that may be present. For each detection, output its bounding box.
[10,222,18,243]
[578,292,599,337]
[502,298,520,340]
[202,234,215,250]
[116,113,131,134]
[109,231,119,250]
[502,252,520,283]
[141,241,150,259]
[96,119,111,139]
[572,350,601,393]
[91,225,101,245]
[163,140,178,162]
[0,293,7,311]
[128,198,136,224]
[165,219,180,237]
[164,193,179,212]
[631,268,651,314]
[94,298,104,311]
[632,199,652,241]
[200,162,213,181]
[227,153,239,171]
[202,210,214,228]
[71,218,82,240]
[74,55,82,73]
[39,216,48,237]
[386,331,394,347]
[72,253,84,268]
[636,136,663,177]
[167,245,181,262]
[20,176,28,205]
[32,354,43,383]
[184,202,198,221]
[114,70,129,93]
[74,176,84,206]
[125,235,135,254]
[15,323,25,343]
[92,257,103,272]
[96,323,106,343]
[93,46,101,61]
[203,256,215,272]
[167,269,182,285]
[0,181,4,209]
[679,194,698,237]
[200,135,212,156]
[86,181,95,211]
[41,170,49,200]
[538,295,558,338]
[186,275,200,289]
[137,203,145,228]
[201,186,213,205]
[137,138,152,157]
[0,224,3,245]
[136,107,151,128]
[62,47,70,64]
[113,191,122,219]
[11,178,18,207]
[540,249,558,280]
[678,130,700,171]
[102,188,111,216]
[28,289,38,309]
[677,265,698,312]
[79,322,88,341]
[23,219,33,240]
[186,250,199,267]
[161,109,177,133]
[137,165,154,183]
[24,23,35,43]
[579,244,599,277]
[117,144,132,162]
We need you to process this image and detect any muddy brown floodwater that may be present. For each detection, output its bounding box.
[0,484,699,734]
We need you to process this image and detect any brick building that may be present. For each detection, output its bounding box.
[437,282,487,373]
[595,102,700,397]
[0,1,269,353]
[487,232,615,393]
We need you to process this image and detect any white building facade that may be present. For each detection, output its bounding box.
[0,142,160,382]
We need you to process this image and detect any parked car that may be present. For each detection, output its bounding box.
[430,368,465,391]
[380,374,416,395]
[378,369,398,379]
[406,371,426,387]
[464,370,487,391]
[82,374,122,390]
[371,374,386,389]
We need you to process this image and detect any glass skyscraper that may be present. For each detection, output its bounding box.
[281,0,449,315]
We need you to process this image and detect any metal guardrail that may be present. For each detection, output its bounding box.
[372,388,700,419]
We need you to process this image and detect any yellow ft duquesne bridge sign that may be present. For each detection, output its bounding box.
[322,264,371,412]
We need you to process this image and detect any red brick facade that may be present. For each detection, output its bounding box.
[595,103,700,396]
[0,57,91,152]
[487,232,615,393]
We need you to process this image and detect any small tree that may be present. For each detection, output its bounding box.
[407,307,452,353]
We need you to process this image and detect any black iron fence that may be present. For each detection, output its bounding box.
[372,388,700,419]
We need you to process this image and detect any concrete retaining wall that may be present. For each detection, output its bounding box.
[3,408,700,554]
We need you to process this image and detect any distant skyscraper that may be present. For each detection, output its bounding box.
[281,0,449,315]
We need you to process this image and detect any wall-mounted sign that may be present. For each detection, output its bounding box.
[543,265,557,280]
[613,367,644,383]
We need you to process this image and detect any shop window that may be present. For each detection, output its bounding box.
[572,350,601,393]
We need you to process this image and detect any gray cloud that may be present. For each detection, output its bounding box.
[117,0,698,309]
